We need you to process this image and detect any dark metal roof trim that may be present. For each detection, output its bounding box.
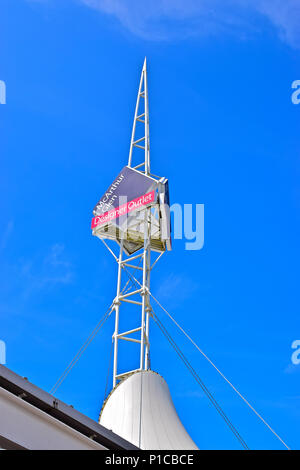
[0,365,138,450]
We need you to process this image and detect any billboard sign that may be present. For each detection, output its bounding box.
[92,166,171,254]
[92,166,156,224]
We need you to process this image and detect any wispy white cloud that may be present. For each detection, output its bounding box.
[79,0,300,48]
[284,363,300,374]
[44,243,72,269]
[29,243,74,289]
[254,0,300,49]
[11,243,74,301]
[0,243,74,324]
[155,272,198,304]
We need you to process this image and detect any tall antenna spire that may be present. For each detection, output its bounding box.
[128,57,150,175]
[92,59,171,390]
[111,58,152,388]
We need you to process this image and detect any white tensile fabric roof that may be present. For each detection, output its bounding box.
[99,370,198,450]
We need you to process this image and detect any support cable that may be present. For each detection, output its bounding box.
[50,306,113,395]
[50,276,135,395]
[123,266,248,448]
[150,294,290,450]
[123,265,290,450]
[151,309,249,450]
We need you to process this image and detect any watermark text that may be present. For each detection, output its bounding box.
[0,80,6,104]
[291,80,300,105]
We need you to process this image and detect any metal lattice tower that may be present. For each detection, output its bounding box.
[109,58,164,388]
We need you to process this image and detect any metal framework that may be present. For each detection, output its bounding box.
[102,58,165,388]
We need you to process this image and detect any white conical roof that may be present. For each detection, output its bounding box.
[99,370,198,450]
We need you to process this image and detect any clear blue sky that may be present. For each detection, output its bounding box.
[1,0,300,450]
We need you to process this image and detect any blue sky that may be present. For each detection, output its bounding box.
[1,0,300,450]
